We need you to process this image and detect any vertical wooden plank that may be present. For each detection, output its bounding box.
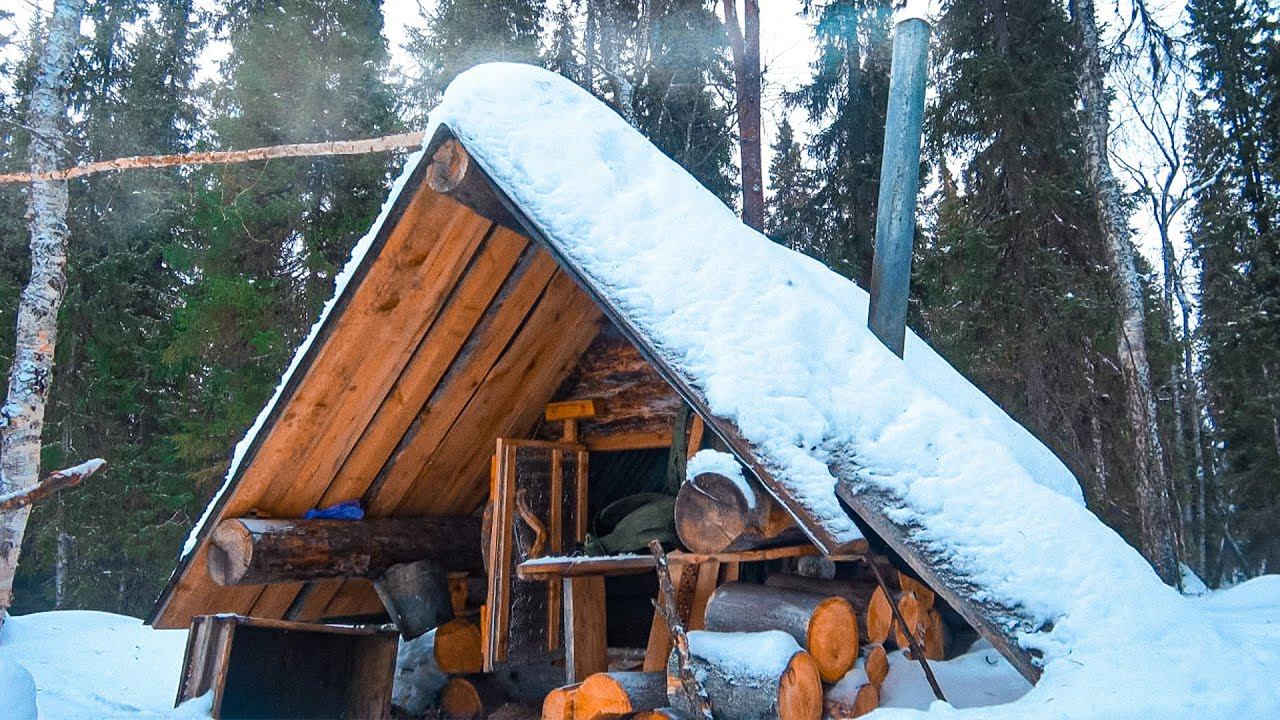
[343,635,397,720]
[686,415,705,460]
[687,561,720,631]
[547,447,564,652]
[642,562,689,672]
[484,440,518,669]
[575,450,589,542]
[563,575,608,683]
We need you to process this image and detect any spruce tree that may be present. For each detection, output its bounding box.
[403,0,545,116]
[161,0,402,596]
[788,0,893,283]
[10,0,205,614]
[918,0,1146,543]
[766,118,818,254]
[1186,0,1280,579]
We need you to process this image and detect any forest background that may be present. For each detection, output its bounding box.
[0,0,1275,617]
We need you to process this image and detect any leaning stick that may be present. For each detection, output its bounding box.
[0,131,427,184]
[648,539,714,720]
[0,458,105,513]
[865,557,947,703]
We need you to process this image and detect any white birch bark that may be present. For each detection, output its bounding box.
[1071,0,1182,585]
[0,0,86,622]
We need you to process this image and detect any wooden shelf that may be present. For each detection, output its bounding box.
[515,542,868,580]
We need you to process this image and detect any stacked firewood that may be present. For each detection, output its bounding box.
[542,563,946,720]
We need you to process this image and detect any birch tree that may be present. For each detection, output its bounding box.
[1113,57,1222,576]
[1069,0,1183,585]
[0,0,87,622]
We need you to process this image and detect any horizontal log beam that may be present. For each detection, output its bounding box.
[207,516,482,586]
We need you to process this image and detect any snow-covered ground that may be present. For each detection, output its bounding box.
[0,611,208,719]
[2,577,1277,718]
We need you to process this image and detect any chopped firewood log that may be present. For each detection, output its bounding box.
[763,573,878,640]
[898,573,936,609]
[862,644,889,687]
[572,672,667,720]
[866,586,895,646]
[702,582,859,683]
[907,608,949,662]
[440,677,485,719]
[894,592,927,651]
[542,682,581,720]
[668,630,822,720]
[823,664,879,719]
[433,618,484,675]
[673,471,806,553]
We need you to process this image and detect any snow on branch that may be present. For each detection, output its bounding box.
[0,459,105,513]
[0,132,426,184]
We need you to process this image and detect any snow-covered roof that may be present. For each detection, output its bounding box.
[157,64,1279,717]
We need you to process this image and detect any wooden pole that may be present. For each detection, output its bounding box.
[648,540,713,720]
[867,16,931,357]
[865,557,945,702]
[0,131,426,184]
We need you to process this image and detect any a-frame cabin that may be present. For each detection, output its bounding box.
[153,64,1188,719]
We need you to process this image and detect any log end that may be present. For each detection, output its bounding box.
[777,651,823,720]
[867,586,893,646]
[674,472,750,554]
[542,683,579,720]
[434,619,483,675]
[439,677,483,719]
[864,644,889,687]
[805,596,859,683]
[207,519,252,586]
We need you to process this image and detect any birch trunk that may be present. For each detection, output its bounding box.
[1071,0,1182,585]
[0,0,86,622]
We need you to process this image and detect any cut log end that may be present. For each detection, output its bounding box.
[674,471,802,554]
[435,618,483,675]
[573,672,666,720]
[542,683,580,720]
[824,681,879,719]
[864,644,889,687]
[805,596,859,683]
[778,651,824,720]
[440,677,483,720]
[867,586,893,646]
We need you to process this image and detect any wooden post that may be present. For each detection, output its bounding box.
[867,16,932,357]
[563,575,609,682]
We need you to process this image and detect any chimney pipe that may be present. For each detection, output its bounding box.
[868,14,931,358]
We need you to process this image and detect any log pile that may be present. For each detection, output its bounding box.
[551,562,949,720]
